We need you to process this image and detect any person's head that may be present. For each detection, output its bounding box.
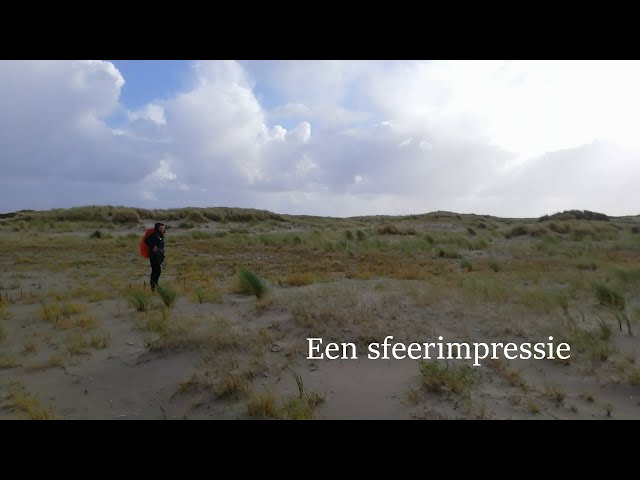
[154,222,166,237]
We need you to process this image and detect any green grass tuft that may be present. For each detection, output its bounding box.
[419,360,477,394]
[592,282,625,311]
[156,284,178,308]
[128,289,151,312]
[237,269,268,298]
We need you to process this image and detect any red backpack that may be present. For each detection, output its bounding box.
[140,228,155,258]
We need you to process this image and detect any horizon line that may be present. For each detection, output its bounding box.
[2,204,639,221]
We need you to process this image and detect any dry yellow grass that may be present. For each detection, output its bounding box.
[281,272,315,286]
[9,387,57,420]
[246,390,279,418]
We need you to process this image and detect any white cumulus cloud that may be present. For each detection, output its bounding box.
[2,60,640,217]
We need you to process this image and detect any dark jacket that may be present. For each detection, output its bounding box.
[144,231,165,262]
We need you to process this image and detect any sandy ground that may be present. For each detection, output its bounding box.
[1,219,639,420]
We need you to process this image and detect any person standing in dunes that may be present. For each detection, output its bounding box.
[144,222,166,292]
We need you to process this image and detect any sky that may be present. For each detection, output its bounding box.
[2,59,639,218]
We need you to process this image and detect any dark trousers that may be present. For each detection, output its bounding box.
[150,256,162,289]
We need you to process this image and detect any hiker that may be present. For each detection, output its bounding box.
[144,223,166,292]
